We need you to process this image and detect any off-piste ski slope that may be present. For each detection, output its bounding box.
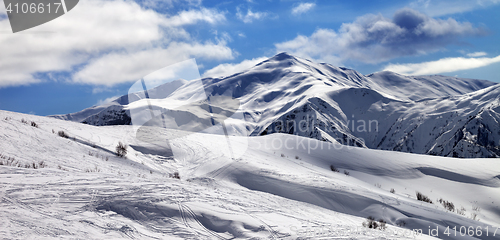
[1,110,500,239]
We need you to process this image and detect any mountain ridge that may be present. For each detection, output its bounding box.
[50,53,500,158]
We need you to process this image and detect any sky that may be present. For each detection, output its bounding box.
[0,0,499,116]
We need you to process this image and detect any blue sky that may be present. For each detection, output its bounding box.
[0,0,499,116]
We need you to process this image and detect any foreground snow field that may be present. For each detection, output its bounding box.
[1,110,500,239]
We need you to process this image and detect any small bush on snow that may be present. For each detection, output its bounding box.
[115,142,128,158]
[58,130,68,138]
[416,191,432,204]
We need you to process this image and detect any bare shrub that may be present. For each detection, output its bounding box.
[25,161,46,169]
[85,166,101,172]
[344,170,350,176]
[471,205,481,221]
[457,206,466,216]
[330,165,339,172]
[390,188,396,194]
[378,219,387,230]
[280,153,285,157]
[115,142,128,158]
[30,121,38,128]
[416,191,432,204]
[363,217,376,229]
[57,165,68,171]
[438,198,455,212]
[170,172,180,179]
[0,154,46,169]
[0,154,18,166]
[362,216,387,230]
[58,130,68,138]
[37,161,46,168]
[21,118,28,124]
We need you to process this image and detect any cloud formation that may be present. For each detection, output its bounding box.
[96,95,120,106]
[276,8,484,64]
[236,7,268,23]
[202,57,268,78]
[291,3,316,15]
[466,52,487,57]
[383,55,500,75]
[74,43,233,86]
[409,0,500,17]
[0,0,233,88]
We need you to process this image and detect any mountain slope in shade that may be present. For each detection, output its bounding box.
[50,53,499,158]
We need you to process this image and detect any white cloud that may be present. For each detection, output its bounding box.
[96,95,121,106]
[202,57,268,78]
[275,29,342,65]
[164,8,226,27]
[139,0,202,9]
[276,8,482,64]
[383,55,500,75]
[74,42,233,86]
[409,0,500,16]
[0,0,233,88]
[291,2,316,15]
[236,7,268,23]
[466,51,487,57]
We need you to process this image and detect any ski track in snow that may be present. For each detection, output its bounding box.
[1,110,500,239]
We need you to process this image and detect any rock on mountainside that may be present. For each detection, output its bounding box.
[50,53,500,158]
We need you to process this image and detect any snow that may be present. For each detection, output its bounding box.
[49,53,499,158]
[2,110,499,239]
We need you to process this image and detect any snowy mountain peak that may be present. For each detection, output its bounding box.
[51,54,499,158]
[270,52,296,61]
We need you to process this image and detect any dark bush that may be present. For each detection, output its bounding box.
[416,191,432,204]
[438,198,455,211]
[330,165,339,172]
[58,130,68,138]
[378,219,387,230]
[171,172,180,179]
[344,170,350,176]
[115,142,128,157]
[363,216,387,230]
[390,188,395,194]
[363,216,378,229]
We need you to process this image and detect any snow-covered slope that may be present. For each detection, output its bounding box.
[1,110,500,239]
[50,53,499,158]
[367,71,495,102]
[51,79,188,126]
[376,84,500,158]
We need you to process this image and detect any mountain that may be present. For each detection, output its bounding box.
[51,79,188,126]
[50,53,499,158]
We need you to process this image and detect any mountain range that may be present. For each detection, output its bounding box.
[51,53,500,158]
